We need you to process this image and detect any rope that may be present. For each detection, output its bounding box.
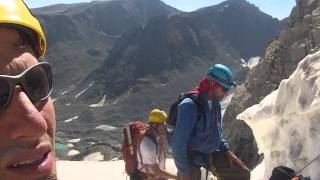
[296,152,320,175]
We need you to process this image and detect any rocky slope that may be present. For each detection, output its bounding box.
[223,0,320,169]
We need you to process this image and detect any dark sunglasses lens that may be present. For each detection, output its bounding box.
[25,64,52,102]
[0,79,10,111]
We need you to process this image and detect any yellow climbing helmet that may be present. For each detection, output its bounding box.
[0,0,46,56]
[148,109,168,124]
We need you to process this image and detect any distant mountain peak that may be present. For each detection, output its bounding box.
[196,0,259,14]
[225,0,248,3]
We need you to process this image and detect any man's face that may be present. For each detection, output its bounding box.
[0,28,57,180]
[207,82,228,102]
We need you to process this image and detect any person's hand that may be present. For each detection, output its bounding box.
[291,176,302,180]
[226,150,250,171]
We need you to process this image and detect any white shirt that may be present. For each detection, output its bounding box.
[137,135,165,174]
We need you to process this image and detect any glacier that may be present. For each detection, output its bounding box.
[238,50,320,179]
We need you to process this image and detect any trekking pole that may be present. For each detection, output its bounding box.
[296,152,320,175]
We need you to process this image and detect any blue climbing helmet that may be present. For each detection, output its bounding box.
[207,64,237,91]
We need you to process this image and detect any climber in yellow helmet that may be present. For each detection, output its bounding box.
[0,0,46,57]
[148,109,168,124]
[133,109,178,180]
[0,1,56,180]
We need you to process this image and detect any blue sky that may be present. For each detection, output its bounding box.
[24,0,295,20]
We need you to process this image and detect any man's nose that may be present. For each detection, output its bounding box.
[4,86,47,140]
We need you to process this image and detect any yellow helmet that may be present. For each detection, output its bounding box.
[148,109,167,124]
[0,0,46,56]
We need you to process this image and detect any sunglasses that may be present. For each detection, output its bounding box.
[0,62,52,112]
[221,85,230,93]
[208,80,230,93]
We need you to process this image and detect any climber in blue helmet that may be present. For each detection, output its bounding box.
[207,64,238,91]
[171,64,249,180]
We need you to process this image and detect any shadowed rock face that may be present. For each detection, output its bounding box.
[79,0,283,102]
[192,0,284,59]
[34,0,179,45]
[32,0,179,91]
[223,0,320,169]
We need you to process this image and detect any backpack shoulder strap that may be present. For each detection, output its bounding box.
[185,94,205,117]
[136,132,145,166]
[184,94,207,132]
[136,127,150,166]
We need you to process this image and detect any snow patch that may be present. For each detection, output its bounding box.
[110,157,119,161]
[64,116,79,123]
[83,152,104,161]
[67,138,81,143]
[75,81,95,99]
[67,143,74,148]
[68,150,80,156]
[57,161,125,180]
[237,51,320,179]
[75,88,89,99]
[57,159,216,180]
[241,57,260,69]
[219,4,229,13]
[221,93,234,116]
[251,161,266,180]
[61,90,69,95]
[89,95,107,108]
[112,97,121,105]
[241,58,247,67]
[95,125,117,131]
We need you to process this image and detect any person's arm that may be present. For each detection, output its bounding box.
[219,124,249,171]
[144,164,177,179]
[214,105,248,170]
[172,99,198,178]
[216,106,230,152]
[140,137,176,179]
